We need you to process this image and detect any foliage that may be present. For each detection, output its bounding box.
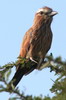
[0,54,66,100]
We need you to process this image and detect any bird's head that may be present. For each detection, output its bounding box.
[36,7,58,17]
[33,6,58,26]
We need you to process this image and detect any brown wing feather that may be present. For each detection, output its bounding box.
[19,28,33,57]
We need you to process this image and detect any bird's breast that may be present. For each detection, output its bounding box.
[29,25,52,62]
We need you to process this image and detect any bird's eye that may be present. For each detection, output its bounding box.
[40,11,44,15]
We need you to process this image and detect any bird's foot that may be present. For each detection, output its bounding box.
[36,59,44,70]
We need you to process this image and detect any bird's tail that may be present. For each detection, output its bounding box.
[8,60,37,89]
[8,64,24,89]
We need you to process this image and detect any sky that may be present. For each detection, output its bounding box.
[0,0,66,99]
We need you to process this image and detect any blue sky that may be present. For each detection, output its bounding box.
[0,0,66,99]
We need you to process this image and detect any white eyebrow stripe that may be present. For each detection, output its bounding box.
[36,8,44,13]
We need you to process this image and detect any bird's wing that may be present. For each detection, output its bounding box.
[19,28,33,57]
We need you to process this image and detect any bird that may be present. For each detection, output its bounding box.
[19,6,57,68]
[8,6,57,88]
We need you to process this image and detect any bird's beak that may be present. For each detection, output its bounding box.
[49,11,58,16]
